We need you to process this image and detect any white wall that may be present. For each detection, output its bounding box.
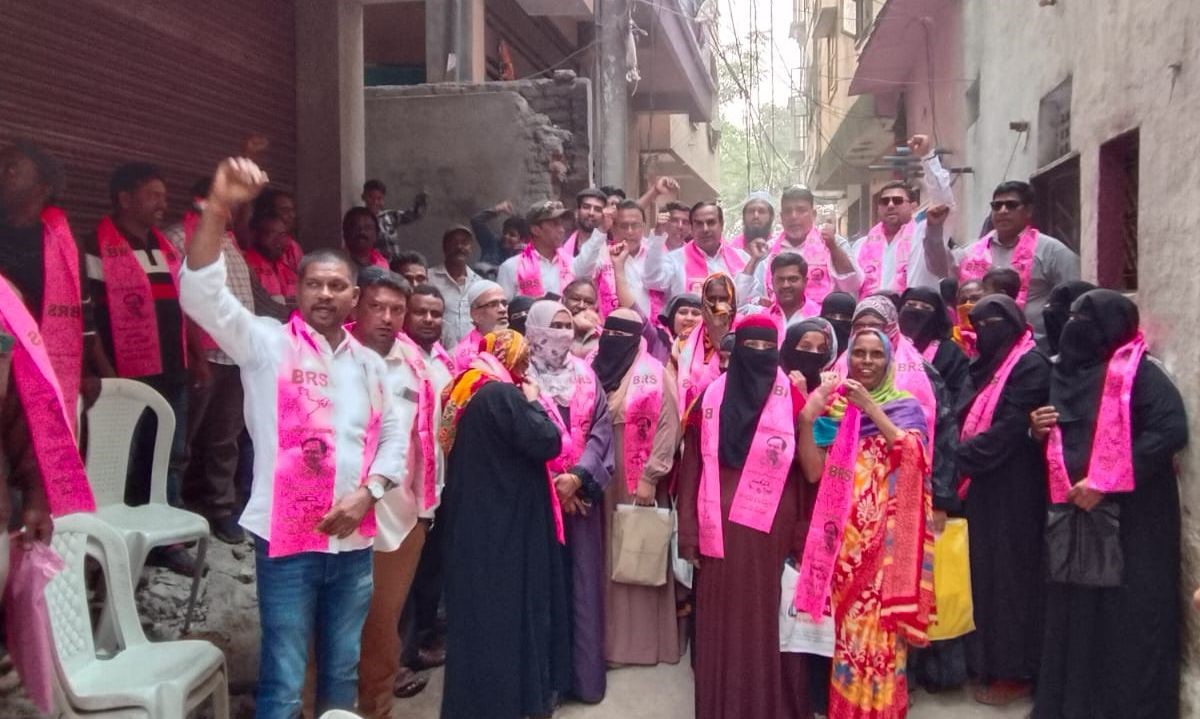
[964,0,1200,709]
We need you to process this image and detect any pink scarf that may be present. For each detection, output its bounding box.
[269,314,383,557]
[452,327,484,373]
[767,301,821,345]
[794,403,861,618]
[620,345,664,494]
[562,230,580,258]
[594,239,626,319]
[0,279,94,516]
[397,334,454,511]
[697,370,796,558]
[683,240,746,295]
[516,242,573,297]
[959,226,1039,308]
[365,249,389,269]
[920,340,940,363]
[857,221,914,296]
[97,217,186,378]
[958,330,1037,497]
[676,324,721,416]
[1046,333,1146,503]
[39,207,83,433]
[538,356,597,544]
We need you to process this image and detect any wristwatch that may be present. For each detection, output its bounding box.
[366,480,387,502]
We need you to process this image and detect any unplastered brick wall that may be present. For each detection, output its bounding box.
[365,71,592,261]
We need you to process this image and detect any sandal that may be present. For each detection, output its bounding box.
[392,668,429,699]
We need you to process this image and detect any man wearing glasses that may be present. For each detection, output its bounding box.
[450,280,510,372]
[926,179,1079,339]
[849,134,958,299]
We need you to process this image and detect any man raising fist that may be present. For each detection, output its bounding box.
[181,158,410,717]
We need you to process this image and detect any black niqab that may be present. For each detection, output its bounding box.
[1042,280,1097,355]
[966,294,1026,390]
[1050,289,1139,424]
[508,295,536,335]
[898,286,951,351]
[718,321,779,468]
[821,291,856,355]
[781,319,836,392]
[592,314,644,393]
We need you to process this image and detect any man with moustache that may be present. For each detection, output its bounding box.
[497,200,581,299]
[573,199,665,319]
[85,162,205,573]
[644,201,749,299]
[727,191,775,251]
[562,188,608,257]
[342,206,390,271]
[181,158,407,718]
[428,225,484,351]
[451,279,510,371]
[396,283,458,695]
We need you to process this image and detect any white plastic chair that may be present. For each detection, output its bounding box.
[84,378,210,632]
[45,512,229,718]
[319,711,365,718]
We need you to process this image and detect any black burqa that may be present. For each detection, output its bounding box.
[1033,290,1188,719]
[440,381,571,719]
[956,295,1050,684]
[820,291,856,359]
[1039,280,1096,356]
[900,286,970,403]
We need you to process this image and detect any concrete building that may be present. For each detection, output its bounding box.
[0,0,718,260]
[802,0,1200,708]
[360,0,720,259]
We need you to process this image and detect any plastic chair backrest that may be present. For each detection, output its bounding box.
[319,711,365,719]
[84,378,175,507]
[45,514,147,682]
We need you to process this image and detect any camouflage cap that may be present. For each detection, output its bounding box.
[525,200,571,225]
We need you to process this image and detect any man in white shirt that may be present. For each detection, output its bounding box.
[180,158,408,718]
[497,201,574,298]
[349,267,425,718]
[572,199,662,318]
[396,283,457,690]
[739,251,820,335]
[644,201,750,300]
[851,135,956,296]
[427,225,482,351]
[737,186,859,307]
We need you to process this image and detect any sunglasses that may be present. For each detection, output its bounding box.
[990,199,1024,211]
[878,196,908,207]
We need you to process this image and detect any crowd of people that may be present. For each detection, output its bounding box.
[0,129,1188,719]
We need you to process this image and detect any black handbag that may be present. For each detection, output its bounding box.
[1045,500,1124,587]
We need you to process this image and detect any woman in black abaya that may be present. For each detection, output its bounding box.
[956,295,1051,704]
[899,286,970,402]
[1030,290,1187,719]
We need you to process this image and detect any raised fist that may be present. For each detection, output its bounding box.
[654,176,679,197]
[907,134,932,158]
[495,200,514,215]
[746,237,769,262]
[210,157,269,209]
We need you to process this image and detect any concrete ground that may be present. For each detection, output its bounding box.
[392,658,1031,718]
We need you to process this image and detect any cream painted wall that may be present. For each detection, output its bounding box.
[963,0,1200,709]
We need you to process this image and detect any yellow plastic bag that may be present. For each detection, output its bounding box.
[927,518,975,641]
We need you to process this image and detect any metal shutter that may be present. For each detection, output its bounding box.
[0,0,296,234]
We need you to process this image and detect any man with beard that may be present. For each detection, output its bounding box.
[451,279,510,371]
[562,188,607,257]
[740,252,820,339]
[343,206,390,271]
[183,158,407,717]
[645,202,749,299]
[428,225,485,351]
[727,191,775,251]
[737,185,858,309]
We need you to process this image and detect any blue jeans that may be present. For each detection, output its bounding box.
[253,537,374,719]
